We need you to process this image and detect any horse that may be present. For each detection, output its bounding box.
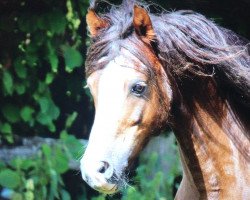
[80,0,250,199]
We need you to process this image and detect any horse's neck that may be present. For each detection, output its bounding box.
[173,100,250,200]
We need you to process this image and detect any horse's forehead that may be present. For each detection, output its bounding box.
[104,60,146,86]
[111,48,147,70]
[87,52,147,88]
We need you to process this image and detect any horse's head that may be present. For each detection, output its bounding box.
[81,5,172,194]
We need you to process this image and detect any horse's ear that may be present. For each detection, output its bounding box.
[86,9,109,37]
[133,5,155,42]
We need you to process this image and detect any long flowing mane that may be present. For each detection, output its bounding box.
[86,0,250,157]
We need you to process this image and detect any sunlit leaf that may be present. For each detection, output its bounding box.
[20,159,35,170]
[63,46,83,72]
[48,169,59,200]
[38,97,50,113]
[20,106,34,122]
[0,122,12,134]
[65,112,78,129]
[48,122,56,133]
[24,191,34,200]
[48,53,59,73]
[3,70,13,95]
[0,169,21,189]
[36,112,51,125]
[53,146,69,174]
[42,144,51,158]
[45,73,54,85]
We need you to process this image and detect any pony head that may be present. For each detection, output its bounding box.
[80,4,172,193]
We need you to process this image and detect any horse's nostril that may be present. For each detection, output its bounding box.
[98,161,110,174]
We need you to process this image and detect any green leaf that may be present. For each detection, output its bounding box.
[0,122,12,134]
[15,83,26,95]
[20,159,35,170]
[3,70,13,95]
[48,102,60,120]
[53,147,69,174]
[5,135,14,143]
[60,131,84,159]
[0,169,21,189]
[63,46,83,72]
[9,158,22,170]
[47,42,59,72]
[65,112,78,129]
[0,122,13,143]
[20,106,34,122]
[2,104,20,123]
[48,122,56,133]
[42,144,51,158]
[10,158,35,171]
[14,58,27,79]
[61,189,71,200]
[36,112,51,125]
[45,73,54,85]
[37,97,59,120]
[48,53,59,73]
[36,96,60,129]
[38,97,50,113]
[48,169,59,200]
[24,191,34,200]
[48,11,67,35]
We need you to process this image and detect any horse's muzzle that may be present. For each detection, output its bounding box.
[81,160,119,194]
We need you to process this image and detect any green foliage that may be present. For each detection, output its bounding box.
[0,0,88,143]
[120,139,181,200]
[0,1,89,198]
[0,131,83,200]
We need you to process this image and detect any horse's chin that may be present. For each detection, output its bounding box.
[85,177,119,194]
[81,170,122,194]
[94,183,119,194]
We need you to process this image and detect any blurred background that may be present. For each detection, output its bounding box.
[0,0,249,199]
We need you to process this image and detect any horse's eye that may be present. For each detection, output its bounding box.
[131,82,146,96]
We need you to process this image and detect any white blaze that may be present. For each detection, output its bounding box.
[81,54,148,190]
